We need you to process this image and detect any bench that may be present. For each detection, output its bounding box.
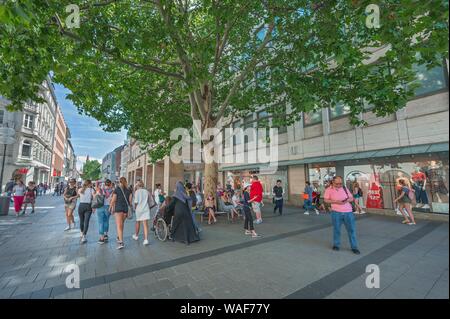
[194,209,230,223]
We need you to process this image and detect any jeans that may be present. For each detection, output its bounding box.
[96,205,110,236]
[244,208,254,231]
[413,184,429,204]
[331,212,358,250]
[274,199,283,215]
[303,199,314,211]
[78,203,93,236]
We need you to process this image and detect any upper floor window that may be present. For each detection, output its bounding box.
[21,140,32,157]
[411,62,448,97]
[233,121,242,145]
[304,110,323,126]
[329,102,351,119]
[0,110,4,124]
[23,114,34,129]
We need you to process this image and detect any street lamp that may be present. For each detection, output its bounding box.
[0,127,16,192]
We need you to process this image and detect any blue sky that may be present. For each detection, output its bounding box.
[53,84,127,170]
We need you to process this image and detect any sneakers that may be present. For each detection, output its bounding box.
[315,209,320,215]
[104,235,109,242]
[143,239,149,246]
[408,222,417,225]
[251,233,260,238]
[352,249,361,255]
[255,219,262,224]
[97,238,105,245]
[64,226,71,232]
[332,246,340,251]
[415,203,423,208]
[304,211,310,215]
[395,208,403,216]
[422,204,430,209]
[80,236,87,244]
[117,242,124,250]
[359,210,367,215]
[132,234,139,241]
[31,210,35,214]
[244,230,252,235]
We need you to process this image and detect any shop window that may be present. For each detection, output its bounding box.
[21,140,32,157]
[303,110,322,126]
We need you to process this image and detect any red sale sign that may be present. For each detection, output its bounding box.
[366,182,383,209]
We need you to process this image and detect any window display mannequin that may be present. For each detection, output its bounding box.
[411,168,430,209]
[426,161,449,203]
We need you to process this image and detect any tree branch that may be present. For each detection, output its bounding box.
[215,20,276,124]
[52,14,185,80]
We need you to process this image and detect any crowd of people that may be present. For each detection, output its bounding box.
[3,173,419,254]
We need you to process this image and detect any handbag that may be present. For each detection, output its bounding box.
[92,193,105,209]
[343,187,356,213]
[119,186,134,219]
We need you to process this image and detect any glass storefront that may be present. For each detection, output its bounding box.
[344,160,449,214]
[308,166,336,187]
[225,167,289,199]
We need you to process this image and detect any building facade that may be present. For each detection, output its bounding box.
[0,78,57,188]
[120,140,130,178]
[218,58,449,215]
[51,105,67,184]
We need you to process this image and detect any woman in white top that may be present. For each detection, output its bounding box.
[78,180,95,244]
[132,181,154,246]
[12,180,27,217]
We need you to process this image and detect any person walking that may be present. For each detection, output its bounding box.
[100,179,114,242]
[63,178,78,231]
[78,180,95,244]
[242,182,259,238]
[110,177,133,250]
[273,180,284,215]
[324,176,360,254]
[250,175,264,224]
[22,181,37,214]
[5,178,14,197]
[43,182,48,195]
[132,181,153,246]
[394,178,416,225]
[53,183,59,196]
[92,182,106,244]
[12,180,26,217]
[352,182,367,215]
[303,181,319,215]
[164,181,200,245]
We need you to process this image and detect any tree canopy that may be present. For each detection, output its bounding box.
[81,159,102,181]
[0,0,448,164]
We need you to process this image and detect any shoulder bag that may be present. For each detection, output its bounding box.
[119,187,134,219]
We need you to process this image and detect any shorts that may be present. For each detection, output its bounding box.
[64,201,76,210]
[252,202,262,213]
[24,196,35,204]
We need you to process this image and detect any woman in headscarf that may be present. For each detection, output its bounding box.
[165,181,200,245]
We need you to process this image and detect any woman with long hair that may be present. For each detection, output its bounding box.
[352,182,366,215]
[63,178,78,231]
[78,180,95,244]
[394,178,416,225]
[204,193,217,225]
[110,177,133,250]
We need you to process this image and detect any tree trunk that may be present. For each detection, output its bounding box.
[204,161,218,198]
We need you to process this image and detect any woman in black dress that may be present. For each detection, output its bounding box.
[166,181,200,245]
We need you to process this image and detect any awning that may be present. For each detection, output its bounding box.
[219,142,449,172]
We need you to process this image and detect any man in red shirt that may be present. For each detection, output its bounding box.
[250,175,264,224]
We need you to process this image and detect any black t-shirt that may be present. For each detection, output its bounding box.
[113,186,132,212]
[273,186,283,198]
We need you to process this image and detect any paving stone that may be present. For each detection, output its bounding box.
[110,278,137,294]
[83,284,111,299]
[166,285,196,299]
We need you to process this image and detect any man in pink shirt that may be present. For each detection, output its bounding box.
[324,176,360,254]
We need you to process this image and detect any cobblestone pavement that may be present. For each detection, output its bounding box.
[0,195,448,299]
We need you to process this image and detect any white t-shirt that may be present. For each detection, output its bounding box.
[134,189,150,215]
[13,185,26,196]
[79,188,95,203]
[154,189,161,202]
